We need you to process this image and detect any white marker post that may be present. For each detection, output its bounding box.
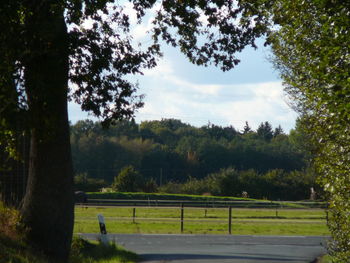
[97,214,109,245]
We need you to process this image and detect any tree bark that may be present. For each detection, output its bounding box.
[20,3,74,261]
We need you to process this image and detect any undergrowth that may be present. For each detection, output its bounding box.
[0,201,138,263]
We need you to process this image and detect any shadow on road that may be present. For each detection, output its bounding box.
[140,253,300,262]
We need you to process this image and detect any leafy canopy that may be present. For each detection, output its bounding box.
[269,0,350,260]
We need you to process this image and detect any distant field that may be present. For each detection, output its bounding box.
[74,206,329,236]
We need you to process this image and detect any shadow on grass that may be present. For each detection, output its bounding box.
[70,237,139,263]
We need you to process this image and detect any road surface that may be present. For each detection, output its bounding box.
[81,233,329,263]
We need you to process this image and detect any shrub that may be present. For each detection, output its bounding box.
[0,201,23,241]
[158,182,183,194]
[74,173,108,192]
[158,167,318,200]
[143,178,158,193]
[112,166,145,192]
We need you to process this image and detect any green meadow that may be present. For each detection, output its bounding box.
[74,206,329,236]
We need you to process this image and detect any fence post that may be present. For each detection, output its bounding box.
[275,206,278,218]
[132,207,136,223]
[228,206,232,235]
[180,203,184,233]
[275,201,281,218]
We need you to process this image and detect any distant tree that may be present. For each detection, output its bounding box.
[112,166,144,192]
[201,124,238,141]
[197,139,231,175]
[160,119,190,131]
[212,168,241,196]
[242,121,253,134]
[273,125,284,137]
[223,126,238,140]
[257,121,273,141]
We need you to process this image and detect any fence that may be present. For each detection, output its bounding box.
[74,202,328,235]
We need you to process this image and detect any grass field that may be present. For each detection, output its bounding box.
[74,206,329,236]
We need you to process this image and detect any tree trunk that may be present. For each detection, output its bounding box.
[20,3,74,261]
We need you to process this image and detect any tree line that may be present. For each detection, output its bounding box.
[71,118,318,200]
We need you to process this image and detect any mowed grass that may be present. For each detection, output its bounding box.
[74,206,329,236]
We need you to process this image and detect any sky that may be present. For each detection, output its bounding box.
[68,4,298,133]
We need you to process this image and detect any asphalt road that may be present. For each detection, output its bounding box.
[81,234,329,263]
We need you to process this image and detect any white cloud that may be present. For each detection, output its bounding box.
[135,64,297,131]
[144,58,174,77]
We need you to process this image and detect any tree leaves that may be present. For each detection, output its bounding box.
[270,0,350,260]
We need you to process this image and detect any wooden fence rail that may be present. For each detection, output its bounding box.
[80,199,327,209]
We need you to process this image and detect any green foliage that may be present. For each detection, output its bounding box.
[70,119,317,201]
[0,201,24,243]
[320,255,332,263]
[112,166,144,192]
[159,168,319,201]
[270,0,350,260]
[257,121,273,141]
[71,119,309,191]
[0,202,44,263]
[142,178,158,193]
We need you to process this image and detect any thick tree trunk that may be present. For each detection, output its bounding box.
[20,3,74,261]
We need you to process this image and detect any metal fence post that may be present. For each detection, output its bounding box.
[228,206,232,234]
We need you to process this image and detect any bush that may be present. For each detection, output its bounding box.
[74,173,108,192]
[143,178,158,193]
[158,167,318,200]
[112,166,145,192]
[0,201,23,241]
[158,181,183,194]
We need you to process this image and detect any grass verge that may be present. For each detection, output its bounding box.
[69,237,139,263]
